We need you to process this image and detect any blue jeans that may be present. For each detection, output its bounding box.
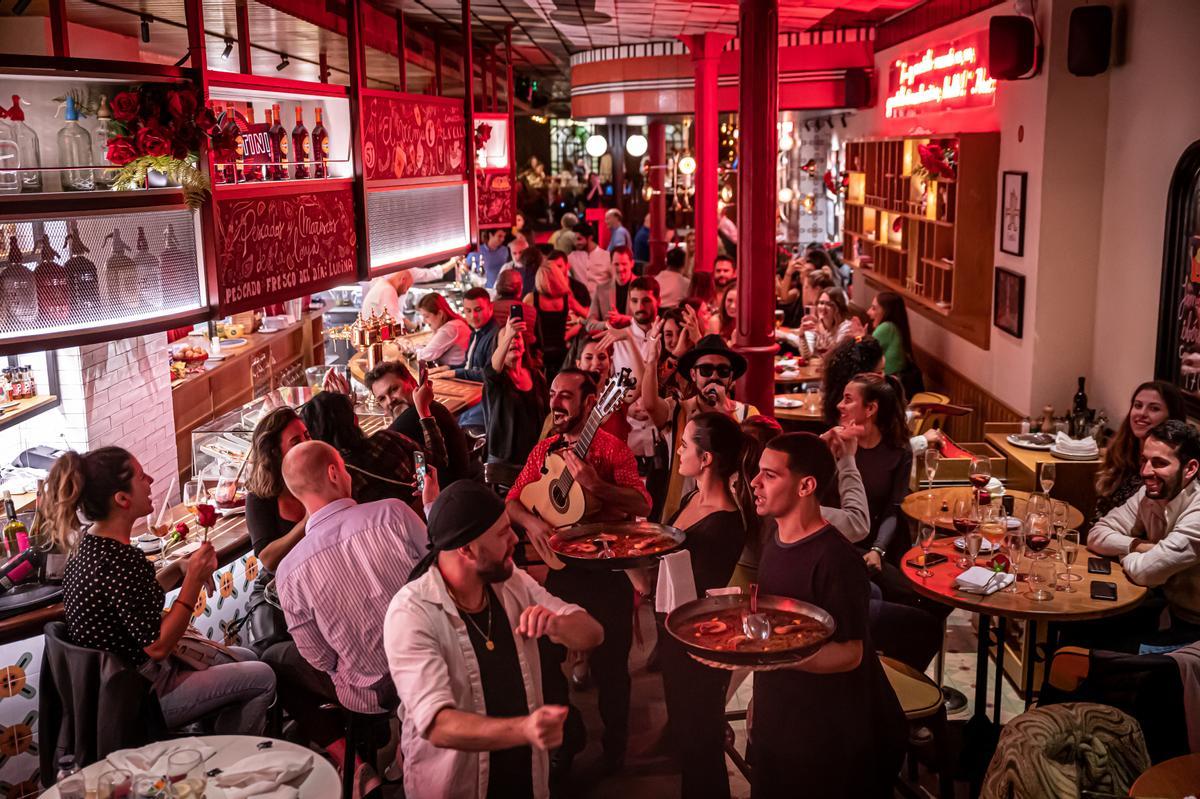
[155,646,276,735]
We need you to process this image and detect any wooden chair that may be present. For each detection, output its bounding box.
[882,655,955,799]
[908,392,972,438]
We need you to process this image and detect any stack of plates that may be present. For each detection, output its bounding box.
[1050,432,1100,460]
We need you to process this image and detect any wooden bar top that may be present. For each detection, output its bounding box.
[170,309,322,392]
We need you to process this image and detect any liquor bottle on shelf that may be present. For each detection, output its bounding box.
[57,96,94,192]
[103,229,138,314]
[269,103,289,181]
[242,106,262,182]
[312,107,329,178]
[23,366,34,397]
[34,234,70,325]
[0,111,18,193]
[1073,377,1088,415]
[211,104,229,185]
[63,221,101,320]
[7,96,42,193]
[133,226,163,308]
[292,106,310,179]
[160,224,187,284]
[0,236,36,331]
[93,95,117,190]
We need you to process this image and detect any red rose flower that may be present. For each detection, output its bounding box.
[106,136,138,166]
[110,91,141,122]
[167,89,198,122]
[195,503,217,528]
[135,124,172,157]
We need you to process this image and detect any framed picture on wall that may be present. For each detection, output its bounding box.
[994,266,1025,338]
[1000,171,1027,256]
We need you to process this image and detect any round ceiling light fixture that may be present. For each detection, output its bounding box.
[625,133,648,158]
[677,154,697,175]
[585,134,608,157]
[778,187,795,204]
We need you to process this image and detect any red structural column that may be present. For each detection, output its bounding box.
[682,33,729,282]
[735,0,779,417]
[462,0,478,243]
[648,120,668,274]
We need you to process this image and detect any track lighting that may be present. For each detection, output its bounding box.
[277,53,290,71]
[141,15,151,43]
[222,39,234,59]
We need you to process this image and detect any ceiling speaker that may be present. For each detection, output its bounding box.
[1068,5,1112,76]
[988,15,1036,80]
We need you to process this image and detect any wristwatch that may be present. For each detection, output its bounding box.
[870,545,887,559]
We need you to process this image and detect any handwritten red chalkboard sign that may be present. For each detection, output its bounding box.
[361,92,466,182]
[477,171,514,229]
[214,184,358,315]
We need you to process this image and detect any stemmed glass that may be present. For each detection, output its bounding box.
[915,519,937,577]
[1003,528,1025,593]
[1025,511,1053,560]
[1059,529,1081,588]
[968,456,991,496]
[952,498,980,568]
[182,478,204,518]
[1040,462,1057,497]
[964,528,984,568]
[924,448,940,506]
[980,502,1007,557]
[1051,500,1069,545]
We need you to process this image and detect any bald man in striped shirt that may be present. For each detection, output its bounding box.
[267,441,428,754]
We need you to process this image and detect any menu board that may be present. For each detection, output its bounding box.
[477,170,514,229]
[360,93,466,182]
[214,184,358,315]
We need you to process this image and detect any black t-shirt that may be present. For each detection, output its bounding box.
[459,587,532,799]
[246,492,298,589]
[568,276,591,310]
[752,524,904,796]
[63,534,165,666]
[390,400,473,483]
[482,364,547,466]
[668,494,745,595]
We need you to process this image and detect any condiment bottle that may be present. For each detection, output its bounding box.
[63,222,101,320]
[34,234,70,325]
[0,236,36,332]
[103,228,138,313]
[1041,404,1055,435]
[133,226,163,308]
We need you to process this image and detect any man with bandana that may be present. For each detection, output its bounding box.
[387,480,603,799]
[640,333,760,521]
[506,368,651,777]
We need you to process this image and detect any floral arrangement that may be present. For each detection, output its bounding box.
[104,85,214,208]
[915,142,957,180]
[474,122,493,155]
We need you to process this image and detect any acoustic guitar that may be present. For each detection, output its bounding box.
[519,368,638,528]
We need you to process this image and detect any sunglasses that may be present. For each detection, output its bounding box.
[695,364,733,379]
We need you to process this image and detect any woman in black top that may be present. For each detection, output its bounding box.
[484,315,548,466]
[659,413,758,799]
[244,407,311,652]
[525,264,585,381]
[1094,380,1186,522]
[48,447,275,733]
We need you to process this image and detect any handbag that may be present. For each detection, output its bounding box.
[171,627,237,671]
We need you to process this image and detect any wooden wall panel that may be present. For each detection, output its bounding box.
[916,347,1022,442]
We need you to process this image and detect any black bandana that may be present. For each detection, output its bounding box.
[407,480,507,581]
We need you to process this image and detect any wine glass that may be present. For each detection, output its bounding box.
[916,519,937,577]
[1003,528,1025,593]
[980,502,1007,556]
[1059,529,1081,588]
[952,498,980,568]
[182,478,204,518]
[1025,512,1052,560]
[1028,558,1056,601]
[924,448,940,503]
[964,529,983,568]
[1051,500,1069,543]
[1040,462,1057,496]
[968,456,992,494]
[1027,492,1051,519]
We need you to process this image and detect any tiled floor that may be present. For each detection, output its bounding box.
[562,606,1025,798]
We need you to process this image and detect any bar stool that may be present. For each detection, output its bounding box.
[321,678,399,799]
[881,655,954,799]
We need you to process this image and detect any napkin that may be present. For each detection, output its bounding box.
[106,737,216,775]
[655,550,698,614]
[1055,432,1099,456]
[954,566,1014,595]
[214,751,313,799]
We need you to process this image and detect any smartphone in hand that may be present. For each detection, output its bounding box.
[510,303,524,323]
[414,451,427,493]
[418,360,429,385]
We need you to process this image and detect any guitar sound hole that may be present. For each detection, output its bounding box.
[551,485,567,511]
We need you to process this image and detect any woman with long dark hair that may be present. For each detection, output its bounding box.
[798,286,855,359]
[415,292,471,367]
[867,291,924,397]
[711,280,737,342]
[46,447,275,733]
[484,315,548,466]
[1094,381,1187,520]
[822,336,886,427]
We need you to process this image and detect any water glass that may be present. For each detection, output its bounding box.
[182,479,205,519]
[1028,558,1056,601]
[167,748,206,795]
[916,520,937,577]
[58,774,86,799]
[964,531,983,567]
[924,448,940,498]
[805,385,821,414]
[99,768,133,799]
[1059,529,1081,588]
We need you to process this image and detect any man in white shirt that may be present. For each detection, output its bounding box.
[655,246,691,309]
[567,223,612,295]
[386,481,603,799]
[1089,420,1200,650]
[361,260,459,320]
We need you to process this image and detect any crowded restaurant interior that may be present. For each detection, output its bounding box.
[1,0,1200,797]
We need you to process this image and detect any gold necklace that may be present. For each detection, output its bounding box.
[460,590,495,651]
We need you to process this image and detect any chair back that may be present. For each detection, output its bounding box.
[39,622,166,787]
[483,462,523,495]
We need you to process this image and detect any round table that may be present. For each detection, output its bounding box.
[39,735,341,798]
[1130,753,1200,798]
[772,394,823,422]
[901,486,1086,532]
[773,356,823,386]
[900,538,1146,786]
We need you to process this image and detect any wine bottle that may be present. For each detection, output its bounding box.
[133,226,163,308]
[57,96,94,191]
[228,106,244,184]
[63,222,101,320]
[312,107,329,179]
[0,236,36,332]
[269,103,289,180]
[34,234,70,325]
[242,106,261,182]
[2,490,28,560]
[6,96,42,193]
[1073,377,1088,415]
[212,104,228,185]
[103,228,138,314]
[291,106,310,179]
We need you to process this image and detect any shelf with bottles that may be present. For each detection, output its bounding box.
[0,206,207,354]
[206,84,352,191]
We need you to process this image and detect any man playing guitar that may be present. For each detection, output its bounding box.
[506,368,650,777]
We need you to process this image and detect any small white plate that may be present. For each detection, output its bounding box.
[953,536,998,553]
[221,337,248,348]
[207,352,227,361]
[775,397,803,408]
[1049,445,1099,461]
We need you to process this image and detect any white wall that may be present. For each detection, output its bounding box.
[1089,0,1200,418]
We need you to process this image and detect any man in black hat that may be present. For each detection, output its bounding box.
[640,333,760,521]
[386,480,603,799]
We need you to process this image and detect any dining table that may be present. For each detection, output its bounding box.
[901,486,1087,532]
[773,355,823,386]
[1129,752,1200,798]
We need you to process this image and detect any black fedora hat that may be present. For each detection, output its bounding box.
[676,334,747,380]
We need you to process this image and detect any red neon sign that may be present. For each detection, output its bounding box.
[885,32,997,118]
